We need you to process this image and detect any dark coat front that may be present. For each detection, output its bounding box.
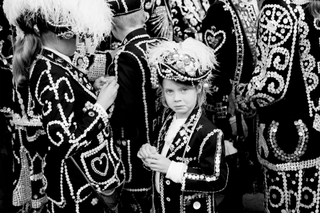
[154,107,228,213]
[12,48,125,213]
[108,28,164,192]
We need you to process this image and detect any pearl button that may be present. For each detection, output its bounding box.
[88,111,95,117]
[193,201,201,210]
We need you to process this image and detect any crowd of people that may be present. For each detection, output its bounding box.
[0,0,320,213]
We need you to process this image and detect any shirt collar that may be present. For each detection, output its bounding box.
[43,46,72,64]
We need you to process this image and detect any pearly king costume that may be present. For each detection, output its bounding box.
[147,38,228,213]
[3,0,125,212]
[235,0,320,212]
[106,0,164,212]
[107,28,161,193]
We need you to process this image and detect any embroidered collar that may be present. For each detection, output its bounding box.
[39,48,96,99]
[158,107,202,158]
[121,28,150,46]
[43,46,72,64]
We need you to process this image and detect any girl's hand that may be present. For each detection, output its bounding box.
[96,78,119,110]
[137,143,157,159]
[144,153,171,174]
[93,76,108,91]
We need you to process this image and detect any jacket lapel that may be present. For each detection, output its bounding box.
[157,108,202,159]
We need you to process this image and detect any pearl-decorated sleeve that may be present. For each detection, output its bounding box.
[32,61,109,158]
[181,129,228,192]
[235,2,300,114]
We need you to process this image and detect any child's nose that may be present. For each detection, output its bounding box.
[173,93,182,101]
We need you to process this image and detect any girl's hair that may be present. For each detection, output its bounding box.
[12,33,42,86]
[157,78,207,109]
[309,0,320,19]
[3,0,115,86]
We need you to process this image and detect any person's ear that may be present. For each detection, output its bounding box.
[196,84,202,94]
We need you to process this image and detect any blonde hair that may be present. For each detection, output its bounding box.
[157,80,208,109]
[3,0,113,86]
[12,33,42,86]
[309,0,320,19]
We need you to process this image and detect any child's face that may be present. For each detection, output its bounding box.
[162,79,200,119]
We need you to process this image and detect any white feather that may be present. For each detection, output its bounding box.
[3,0,113,44]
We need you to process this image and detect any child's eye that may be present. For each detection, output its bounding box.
[181,88,188,93]
[165,90,173,94]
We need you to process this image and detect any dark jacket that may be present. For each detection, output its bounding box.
[154,107,228,213]
[12,48,125,212]
[108,28,164,190]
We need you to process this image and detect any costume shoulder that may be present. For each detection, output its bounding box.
[203,0,239,52]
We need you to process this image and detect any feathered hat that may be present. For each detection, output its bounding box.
[147,37,218,89]
[2,0,113,45]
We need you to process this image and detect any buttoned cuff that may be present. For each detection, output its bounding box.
[93,103,108,125]
[166,161,187,183]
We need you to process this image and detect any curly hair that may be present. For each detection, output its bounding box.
[309,0,320,19]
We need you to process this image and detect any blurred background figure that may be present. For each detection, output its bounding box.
[0,0,14,212]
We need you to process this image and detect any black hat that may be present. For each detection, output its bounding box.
[108,0,143,17]
[147,38,218,88]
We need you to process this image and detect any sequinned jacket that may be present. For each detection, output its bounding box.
[13,48,125,211]
[202,0,259,138]
[107,28,164,191]
[235,0,320,164]
[144,0,212,42]
[154,107,228,213]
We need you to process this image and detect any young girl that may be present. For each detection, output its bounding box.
[3,0,125,212]
[138,38,228,213]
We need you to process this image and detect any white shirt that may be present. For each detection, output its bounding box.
[155,115,187,193]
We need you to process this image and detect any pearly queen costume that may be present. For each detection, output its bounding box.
[9,48,125,213]
[235,0,320,212]
[2,0,125,212]
[28,49,124,212]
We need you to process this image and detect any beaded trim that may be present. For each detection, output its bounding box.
[263,163,320,212]
[258,154,320,172]
[220,0,245,84]
[87,54,107,82]
[12,114,42,127]
[267,119,309,162]
[183,129,223,184]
